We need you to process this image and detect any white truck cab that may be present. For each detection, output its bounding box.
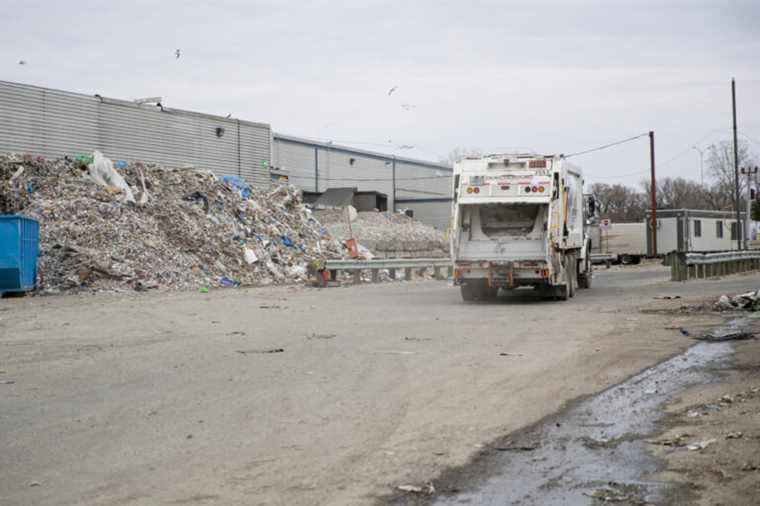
[451,153,592,301]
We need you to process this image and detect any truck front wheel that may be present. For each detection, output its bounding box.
[578,255,592,289]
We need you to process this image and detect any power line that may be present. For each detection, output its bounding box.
[585,128,732,183]
[586,169,649,180]
[564,133,649,158]
[739,131,760,147]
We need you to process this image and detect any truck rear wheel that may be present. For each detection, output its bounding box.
[565,254,577,298]
[460,280,496,301]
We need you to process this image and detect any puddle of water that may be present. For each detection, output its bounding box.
[434,341,734,506]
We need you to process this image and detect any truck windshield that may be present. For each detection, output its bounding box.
[479,204,541,237]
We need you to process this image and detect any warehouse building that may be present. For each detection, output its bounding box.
[0,80,452,229]
[0,80,272,185]
[272,134,452,229]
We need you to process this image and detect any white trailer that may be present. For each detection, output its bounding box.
[589,209,749,262]
[590,222,647,265]
[450,154,592,301]
[644,209,746,254]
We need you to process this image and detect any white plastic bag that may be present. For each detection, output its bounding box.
[244,248,258,264]
[357,243,374,260]
[87,151,135,204]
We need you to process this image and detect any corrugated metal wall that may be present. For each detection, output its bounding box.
[272,134,453,229]
[394,160,451,201]
[0,81,271,186]
[395,200,452,230]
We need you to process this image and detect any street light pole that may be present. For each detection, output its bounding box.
[742,165,759,247]
[649,131,657,256]
[692,145,704,187]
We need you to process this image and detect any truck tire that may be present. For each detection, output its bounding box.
[565,254,576,298]
[460,280,495,301]
[578,256,592,289]
[554,285,569,301]
[460,283,478,301]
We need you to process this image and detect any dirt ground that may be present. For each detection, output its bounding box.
[1,266,759,506]
[652,338,760,506]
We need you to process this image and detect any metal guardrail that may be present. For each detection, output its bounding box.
[671,250,760,281]
[323,258,453,284]
[325,258,451,270]
[685,251,760,265]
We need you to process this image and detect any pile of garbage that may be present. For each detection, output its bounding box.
[0,152,344,293]
[715,290,760,311]
[314,208,448,258]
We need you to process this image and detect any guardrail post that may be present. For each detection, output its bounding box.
[405,267,412,280]
[330,269,338,281]
[671,254,679,281]
[433,266,443,280]
[353,270,362,284]
[389,268,396,280]
[447,266,453,278]
[371,269,379,283]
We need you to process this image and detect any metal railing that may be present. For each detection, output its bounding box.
[671,250,760,281]
[324,258,453,284]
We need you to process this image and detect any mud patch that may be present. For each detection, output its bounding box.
[386,341,736,505]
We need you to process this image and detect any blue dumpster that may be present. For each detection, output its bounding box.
[0,215,39,294]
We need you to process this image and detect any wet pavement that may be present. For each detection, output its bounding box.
[428,339,737,505]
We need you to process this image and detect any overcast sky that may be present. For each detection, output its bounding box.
[3,0,760,186]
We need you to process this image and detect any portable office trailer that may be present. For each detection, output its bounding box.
[645,209,746,255]
[590,209,749,262]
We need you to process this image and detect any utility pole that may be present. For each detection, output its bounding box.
[732,78,742,249]
[692,145,704,186]
[649,131,657,256]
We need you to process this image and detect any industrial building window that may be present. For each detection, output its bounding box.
[731,222,738,240]
[693,220,701,237]
[716,221,723,238]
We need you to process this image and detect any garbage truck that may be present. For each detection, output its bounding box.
[450,153,593,301]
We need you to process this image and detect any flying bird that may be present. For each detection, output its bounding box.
[400,103,416,111]
[18,60,27,65]
[387,86,398,96]
[175,49,181,59]
[226,113,231,119]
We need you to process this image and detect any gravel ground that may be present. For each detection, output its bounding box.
[1,266,759,506]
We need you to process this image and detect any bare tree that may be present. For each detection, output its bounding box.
[706,139,757,208]
[590,183,646,222]
[441,147,483,166]
[641,177,714,210]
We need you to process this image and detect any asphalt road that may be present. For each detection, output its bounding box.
[1,266,758,506]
